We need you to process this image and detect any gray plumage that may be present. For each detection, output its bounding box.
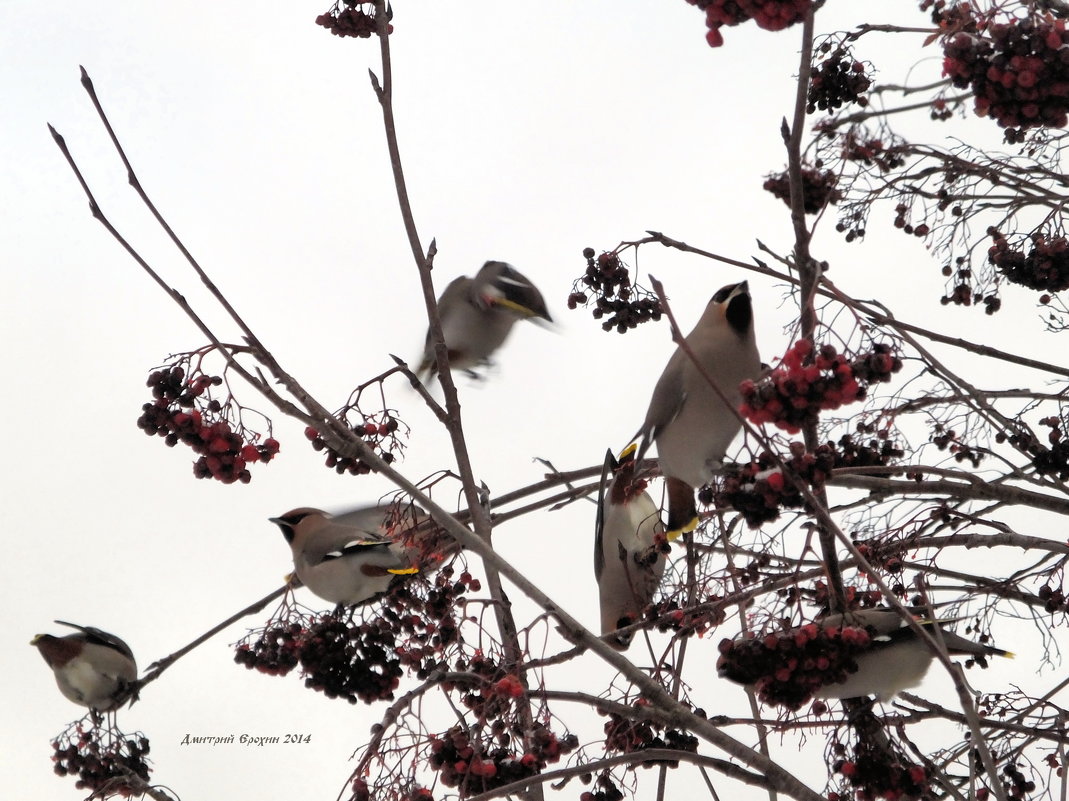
[814,608,1012,701]
[418,261,552,379]
[594,445,667,649]
[270,506,419,607]
[635,281,762,534]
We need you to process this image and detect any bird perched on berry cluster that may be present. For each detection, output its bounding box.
[717,607,1013,703]
[271,506,420,610]
[418,261,552,381]
[812,608,1013,701]
[31,621,138,711]
[594,444,668,649]
[635,281,762,536]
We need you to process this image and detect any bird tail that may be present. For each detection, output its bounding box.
[935,627,1014,659]
[665,477,697,539]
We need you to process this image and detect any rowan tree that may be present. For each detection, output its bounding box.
[40,2,1069,800]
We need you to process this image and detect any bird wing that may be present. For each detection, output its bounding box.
[54,621,135,662]
[819,608,908,637]
[329,504,389,535]
[635,350,687,460]
[593,448,617,580]
[493,266,552,321]
[301,525,395,567]
[419,275,474,373]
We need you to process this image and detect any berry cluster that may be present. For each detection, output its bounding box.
[716,622,873,710]
[939,280,1001,313]
[386,568,477,678]
[1002,416,1069,480]
[569,248,662,333]
[929,423,984,468]
[298,614,403,704]
[235,611,403,704]
[1038,584,1067,613]
[305,411,406,476]
[580,776,625,801]
[712,432,903,527]
[428,723,578,796]
[1009,414,1069,479]
[892,204,931,239]
[811,582,885,613]
[943,19,1069,135]
[988,229,1069,293]
[840,133,905,172]
[714,456,805,527]
[443,652,532,724]
[1003,762,1037,799]
[316,1,392,38]
[233,623,303,677]
[740,340,902,434]
[921,0,978,33]
[830,738,933,801]
[603,710,699,765]
[763,167,842,213]
[641,597,724,640]
[808,51,871,113]
[351,780,435,801]
[685,0,812,47]
[137,363,279,484]
[51,721,151,795]
[237,567,478,693]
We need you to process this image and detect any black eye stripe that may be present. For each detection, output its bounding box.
[712,282,738,303]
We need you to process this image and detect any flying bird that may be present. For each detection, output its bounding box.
[635,281,762,535]
[31,621,137,711]
[594,444,668,649]
[270,506,420,609]
[418,261,552,380]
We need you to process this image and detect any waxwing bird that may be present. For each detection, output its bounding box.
[31,621,137,711]
[634,281,762,536]
[270,506,420,608]
[594,444,668,649]
[718,608,1013,704]
[417,261,553,380]
[812,608,1013,701]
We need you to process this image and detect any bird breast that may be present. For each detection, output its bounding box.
[814,639,932,701]
[55,644,135,709]
[657,332,761,488]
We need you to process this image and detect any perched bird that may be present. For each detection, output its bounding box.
[31,621,137,711]
[594,444,668,649]
[634,281,762,536]
[270,506,420,608]
[718,608,1014,704]
[418,261,552,380]
[812,608,1014,701]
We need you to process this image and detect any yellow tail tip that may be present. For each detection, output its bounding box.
[666,517,697,540]
[388,567,420,576]
[1001,650,1016,659]
[618,442,639,460]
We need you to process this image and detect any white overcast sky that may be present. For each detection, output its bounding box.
[2,2,1057,800]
